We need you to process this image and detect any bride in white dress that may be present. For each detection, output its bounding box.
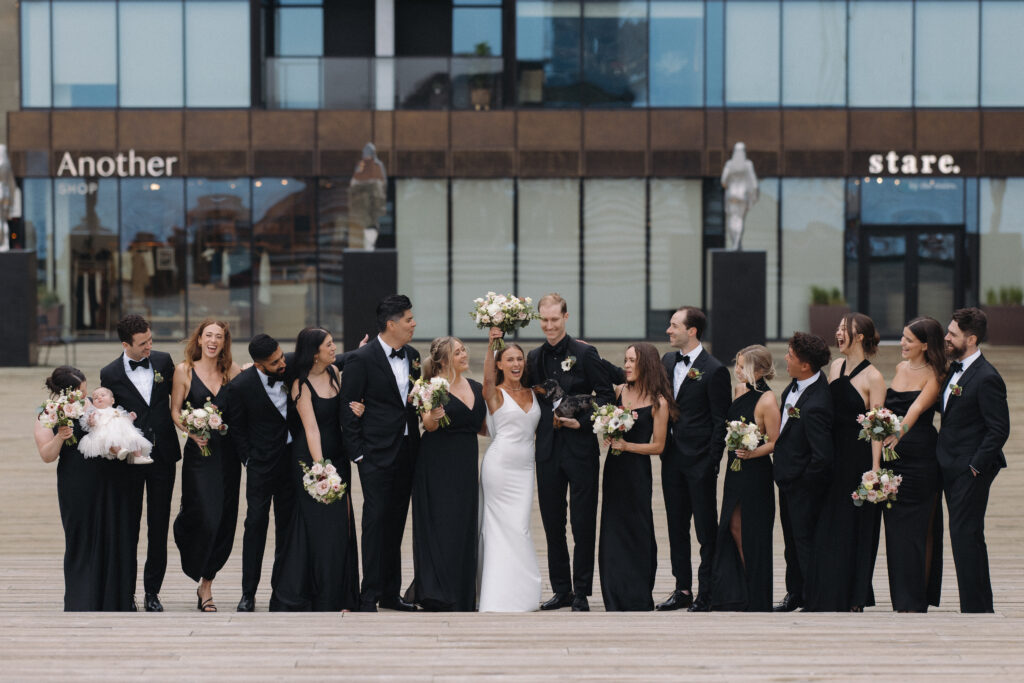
[478,328,543,612]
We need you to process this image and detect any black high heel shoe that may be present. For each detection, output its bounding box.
[196,588,217,612]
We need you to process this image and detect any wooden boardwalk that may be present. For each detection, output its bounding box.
[1,341,1022,680]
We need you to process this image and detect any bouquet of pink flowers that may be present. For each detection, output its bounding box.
[38,388,87,446]
[410,376,452,428]
[300,459,347,504]
[851,468,902,508]
[470,292,540,350]
[725,417,762,472]
[178,399,228,456]
[592,404,637,455]
[856,407,902,462]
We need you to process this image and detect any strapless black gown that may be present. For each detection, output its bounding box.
[883,388,943,611]
[598,404,657,611]
[805,360,881,611]
[710,381,775,612]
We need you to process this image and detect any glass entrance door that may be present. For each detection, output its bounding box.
[858,227,963,338]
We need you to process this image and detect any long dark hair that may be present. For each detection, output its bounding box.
[906,317,947,380]
[495,343,527,386]
[627,343,679,421]
[842,312,880,356]
[183,317,233,384]
[45,366,85,396]
[292,327,339,401]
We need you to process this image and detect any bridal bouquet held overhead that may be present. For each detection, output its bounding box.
[470,292,540,350]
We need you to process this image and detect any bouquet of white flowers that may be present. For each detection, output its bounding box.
[179,399,228,456]
[725,417,762,472]
[38,388,87,446]
[851,468,902,508]
[592,404,637,455]
[301,459,347,504]
[470,292,540,350]
[410,376,452,428]
[856,407,902,462]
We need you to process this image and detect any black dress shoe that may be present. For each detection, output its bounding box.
[236,593,255,612]
[143,593,163,612]
[773,592,802,612]
[379,596,417,612]
[687,594,711,612]
[571,595,590,612]
[129,595,138,612]
[655,590,693,611]
[540,592,574,610]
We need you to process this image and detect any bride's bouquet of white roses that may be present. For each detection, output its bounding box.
[725,417,762,472]
[851,468,902,508]
[38,388,87,446]
[856,407,902,462]
[179,399,228,456]
[592,404,637,455]
[470,292,540,350]
[300,459,347,504]
[411,376,452,428]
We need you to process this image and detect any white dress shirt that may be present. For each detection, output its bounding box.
[673,344,703,397]
[943,348,981,410]
[379,336,410,435]
[257,368,292,444]
[122,353,154,406]
[780,372,820,431]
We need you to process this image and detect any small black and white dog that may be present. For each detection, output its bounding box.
[533,379,595,424]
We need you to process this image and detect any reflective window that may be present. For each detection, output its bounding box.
[22,179,53,293]
[916,1,979,107]
[849,0,912,107]
[649,1,704,107]
[982,0,1024,106]
[322,58,375,109]
[705,0,724,106]
[979,178,1024,298]
[52,1,117,107]
[582,1,648,107]
[725,1,780,106]
[21,0,51,108]
[266,58,322,109]
[120,1,184,107]
[186,179,253,337]
[453,0,503,56]
[395,57,450,109]
[186,1,251,107]
[782,0,846,106]
[396,180,449,339]
[317,176,352,336]
[120,178,186,339]
[517,0,582,107]
[861,177,965,225]
[276,5,324,57]
[649,179,702,331]
[739,178,779,339]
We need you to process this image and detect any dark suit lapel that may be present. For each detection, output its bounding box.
[945,355,984,416]
[779,373,821,440]
[676,348,708,401]
[114,353,148,407]
[249,368,286,422]
[371,339,404,404]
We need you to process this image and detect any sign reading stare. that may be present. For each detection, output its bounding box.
[56,150,179,178]
[868,151,960,176]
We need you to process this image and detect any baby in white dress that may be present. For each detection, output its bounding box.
[79,387,154,465]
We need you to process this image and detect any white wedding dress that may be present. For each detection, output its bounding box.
[478,388,542,612]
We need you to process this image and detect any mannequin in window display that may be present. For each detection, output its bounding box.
[721,142,759,251]
[70,189,118,334]
[349,143,387,251]
[0,144,16,252]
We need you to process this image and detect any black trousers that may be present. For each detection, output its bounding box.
[241,456,295,597]
[130,458,176,595]
[536,451,600,596]
[661,459,718,596]
[357,438,415,609]
[944,466,998,613]
[778,480,825,603]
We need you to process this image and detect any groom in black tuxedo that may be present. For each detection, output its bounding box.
[656,306,731,612]
[341,295,420,612]
[100,314,179,612]
[772,332,833,612]
[527,293,614,612]
[228,335,296,612]
[939,308,1010,613]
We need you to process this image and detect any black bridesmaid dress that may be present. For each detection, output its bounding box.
[173,372,238,583]
[405,379,486,611]
[271,377,360,611]
[710,380,775,612]
[883,388,943,611]
[805,359,881,611]
[598,404,657,611]
[57,423,136,611]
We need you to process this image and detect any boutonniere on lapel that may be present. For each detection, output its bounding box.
[787,406,801,420]
[949,383,963,397]
[561,356,576,372]
[687,367,704,381]
[153,371,165,384]
[410,357,421,373]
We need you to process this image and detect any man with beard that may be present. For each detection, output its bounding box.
[939,308,1010,613]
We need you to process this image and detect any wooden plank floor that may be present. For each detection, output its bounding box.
[1,341,1022,680]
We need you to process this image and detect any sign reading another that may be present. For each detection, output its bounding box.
[868,151,960,175]
[56,150,179,178]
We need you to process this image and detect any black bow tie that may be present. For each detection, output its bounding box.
[949,361,964,374]
[677,352,691,366]
[267,376,279,388]
[128,357,150,371]
[787,379,800,395]
[389,347,405,360]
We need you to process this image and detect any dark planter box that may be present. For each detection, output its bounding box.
[808,305,850,346]
[982,305,1024,345]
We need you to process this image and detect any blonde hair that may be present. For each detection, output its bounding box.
[537,293,567,314]
[735,345,776,384]
[422,336,463,382]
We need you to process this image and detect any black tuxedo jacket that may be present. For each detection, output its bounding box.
[339,338,420,468]
[773,372,833,488]
[526,336,614,462]
[661,348,731,476]
[100,350,180,464]
[937,353,1010,477]
[227,366,292,473]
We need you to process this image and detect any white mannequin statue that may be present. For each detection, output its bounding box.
[720,142,759,251]
[0,144,16,252]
